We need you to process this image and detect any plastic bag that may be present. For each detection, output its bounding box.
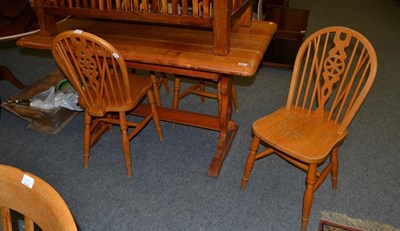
[30,86,57,110]
[30,86,83,111]
[55,88,83,111]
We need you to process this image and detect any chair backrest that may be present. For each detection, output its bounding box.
[0,164,77,231]
[51,30,135,117]
[287,26,378,134]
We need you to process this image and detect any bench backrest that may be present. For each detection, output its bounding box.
[33,0,253,55]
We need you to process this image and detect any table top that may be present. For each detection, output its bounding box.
[17,18,277,76]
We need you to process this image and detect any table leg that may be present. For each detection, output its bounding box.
[127,68,238,178]
[208,76,238,177]
[0,65,27,89]
[131,77,238,177]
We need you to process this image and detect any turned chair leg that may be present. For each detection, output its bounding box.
[83,111,91,169]
[172,77,181,110]
[199,82,206,103]
[331,146,339,189]
[158,72,170,94]
[241,136,260,189]
[119,112,132,177]
[172,76,238,112]
[150,72,161,107]
[301,163,317,231]
[147,91,163,140]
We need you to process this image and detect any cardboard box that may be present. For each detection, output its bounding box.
[1,69,79,134]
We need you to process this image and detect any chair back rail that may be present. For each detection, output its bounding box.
[51,30,163,177]
[288,26,378,134]
[32,0,252,55]
[0,164,77,231]
[52,30,136,117]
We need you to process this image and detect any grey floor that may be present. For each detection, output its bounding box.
[1,0,399,230]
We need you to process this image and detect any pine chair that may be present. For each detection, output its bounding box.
[51,30,163,177]
[0,164,77,231]
[241,26,377,231]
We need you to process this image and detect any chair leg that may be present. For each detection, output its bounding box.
[158,72,170,94]
[172,75,238,112]
[172,76,181,110]
[83,111,91,169]
[148,91,163,141]
[331,146,339,189]
[119,112,132,177]
[301,163,317,231]
[149,72,161,107]
[241,136,260,189]
[199,82,206,103]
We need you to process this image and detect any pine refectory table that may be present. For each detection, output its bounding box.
[17,18,277,177]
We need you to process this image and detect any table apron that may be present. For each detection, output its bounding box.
[126,61,221,81]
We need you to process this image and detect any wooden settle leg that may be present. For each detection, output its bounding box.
[0,65,27,89]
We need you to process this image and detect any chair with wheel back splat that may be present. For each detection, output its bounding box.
[51,30,163,177]
[241,26,377,230]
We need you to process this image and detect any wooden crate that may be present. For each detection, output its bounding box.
[1,69,79,134]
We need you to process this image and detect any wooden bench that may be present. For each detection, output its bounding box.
[32,0,253,55]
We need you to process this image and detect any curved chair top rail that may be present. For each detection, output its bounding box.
[51,30,139,116]
[0,164,77,231]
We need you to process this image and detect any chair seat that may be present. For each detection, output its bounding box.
[253,107,348,163]
[128,75,153,105]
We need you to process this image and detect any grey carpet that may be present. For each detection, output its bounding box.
[1,0,399,230]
